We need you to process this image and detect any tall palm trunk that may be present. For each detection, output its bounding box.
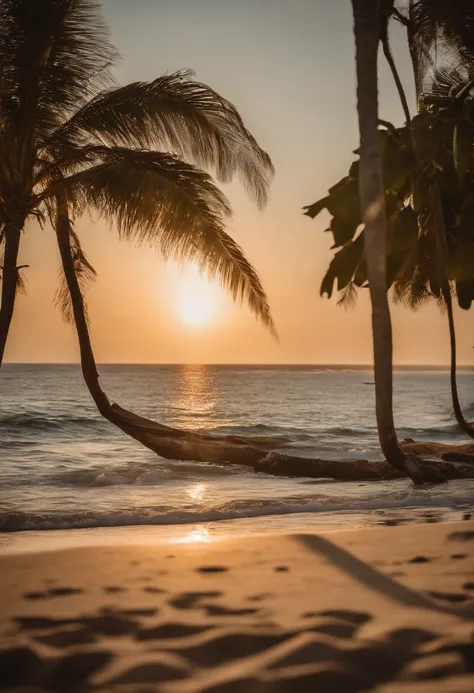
[442,282,474,439]
[351,0,426,483]
[0,224,22,365]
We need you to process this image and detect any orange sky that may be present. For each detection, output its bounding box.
[5,0,474,365]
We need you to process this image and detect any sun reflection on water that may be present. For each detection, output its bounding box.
[187,482,207,502]
[173,526,212,544]
[171,365,217,429]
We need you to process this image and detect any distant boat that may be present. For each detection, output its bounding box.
[363,382,375,385]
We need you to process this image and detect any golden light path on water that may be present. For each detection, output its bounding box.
[187,482,208,502]
[170,364,218,428]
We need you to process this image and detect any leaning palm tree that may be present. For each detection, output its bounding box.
[0,0,278,459]
[350,0,436,483]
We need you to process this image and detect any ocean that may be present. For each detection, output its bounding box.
[1,364,474,546]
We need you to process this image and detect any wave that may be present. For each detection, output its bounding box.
[3,457,250,489]
[399,423,468,439]
[459,403,474,419]
[1,409,467,444]
[0,412,105,433]
[2,485,473,532]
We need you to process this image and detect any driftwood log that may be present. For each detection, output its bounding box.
[110,403,474,482]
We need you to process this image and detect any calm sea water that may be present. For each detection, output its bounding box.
[1,365,474,537]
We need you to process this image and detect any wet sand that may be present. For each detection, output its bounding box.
[1,521,473,692]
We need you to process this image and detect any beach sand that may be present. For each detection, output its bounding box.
[1,521,473,691]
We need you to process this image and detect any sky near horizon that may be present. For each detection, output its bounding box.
[5,0,474,365]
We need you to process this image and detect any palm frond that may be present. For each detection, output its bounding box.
[410,0,474,93]
[15,265,28,295]
[54,148,276,337]
[0,0,117,141]
[336,281,358,310]
[45,70,274,207]
[429,65,467,98]
[54,224,96,324]
[391,271,431,309]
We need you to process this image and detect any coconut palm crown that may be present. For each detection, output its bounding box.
[0,0,277,369]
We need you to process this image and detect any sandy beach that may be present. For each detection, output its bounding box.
[1,520,473,692]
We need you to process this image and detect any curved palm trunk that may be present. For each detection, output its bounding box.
[53,199,338,470]
[443,282,474,440]
[55,201,465,481]
[0,224,22,365]
[351,0,443,484]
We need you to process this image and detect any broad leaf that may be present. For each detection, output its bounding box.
[320,233,364,298]
[303,196,330,219]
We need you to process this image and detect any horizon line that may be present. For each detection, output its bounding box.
[3,362,474,370]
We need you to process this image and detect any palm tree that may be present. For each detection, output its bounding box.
[0,0,277,458]
[350,0,440,483]
[307,116,474,441]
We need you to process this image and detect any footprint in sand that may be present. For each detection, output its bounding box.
[24,587,84,601]
[247,593,273,602]
[178,631,288,667]
[0,647,111,690]
[203,605,259,617]
[49,651,112,690]
[387,628,438,650]
[448,530,474,542]
[136,622,211,641]
[49,587,84,597]
[197,566,229,574]
[117,608,158,617]
[428,591,470,604]
[106,659,188,686]
[23,592,49,601]
[0,647,43,688]
[318,610,372,626]
[16,617,64,631]
[34,627,97,649]
[82,612,140,636]
[171,592,222,609]
[408,556,431,564]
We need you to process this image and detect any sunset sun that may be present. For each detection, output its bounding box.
[179,293,215,327]
[177,264,218,328]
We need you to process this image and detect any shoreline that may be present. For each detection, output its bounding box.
[1,521,473,691]
[1,507,472,556]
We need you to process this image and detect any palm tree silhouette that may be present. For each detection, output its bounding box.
[0,0,277,456]
[350,0,445,483]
